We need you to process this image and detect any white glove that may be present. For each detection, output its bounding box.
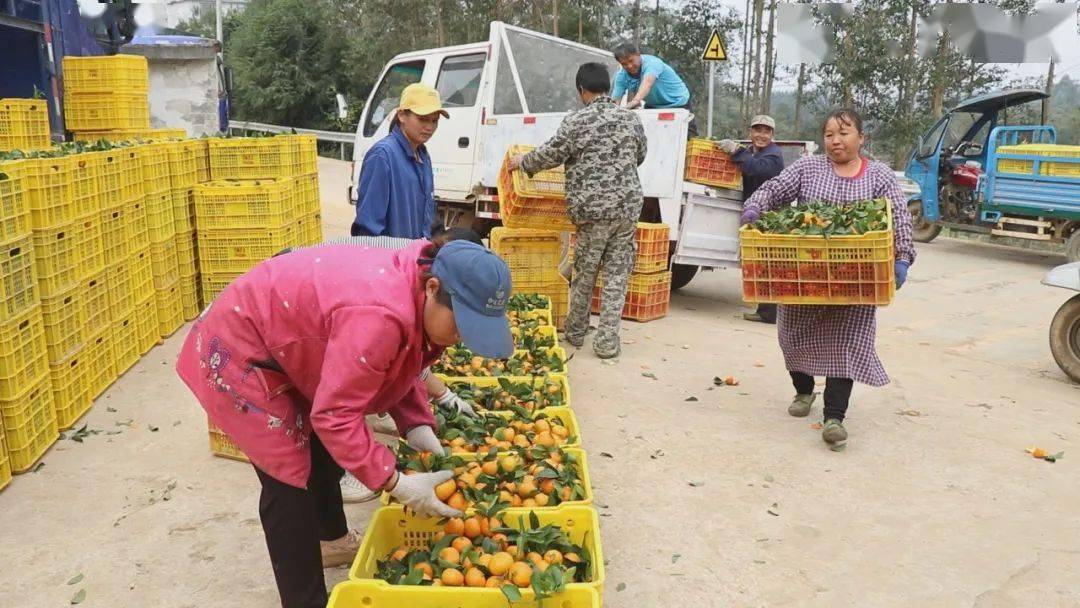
[388,470,463,518]
[718,139,739,154]
[435,388,477,417]
[405,425,446,456]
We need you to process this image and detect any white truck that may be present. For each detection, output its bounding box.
[349,21,814,290]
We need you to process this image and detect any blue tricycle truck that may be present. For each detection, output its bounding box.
[904,88,1080,263]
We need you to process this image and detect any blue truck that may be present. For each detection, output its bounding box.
[904,88,1080,262]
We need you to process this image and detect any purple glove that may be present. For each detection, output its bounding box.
[740,208,760,226]
[895,261,910,289]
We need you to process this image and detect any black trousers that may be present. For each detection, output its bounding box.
[755,303,777,323]
[790,371,854,422]
[254,433,348,608]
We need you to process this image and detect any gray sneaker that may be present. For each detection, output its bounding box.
[788,393,815,417]
[822,419,848,449]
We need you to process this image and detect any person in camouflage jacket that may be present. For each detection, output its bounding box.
[508,62,648,358]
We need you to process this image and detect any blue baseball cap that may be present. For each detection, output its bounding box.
[431,241,514,359]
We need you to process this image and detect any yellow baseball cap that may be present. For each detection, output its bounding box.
[397,83,449,118]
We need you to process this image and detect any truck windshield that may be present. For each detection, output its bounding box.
[942,111,984,152]
[495,29,618,115]
[917,117,948,158]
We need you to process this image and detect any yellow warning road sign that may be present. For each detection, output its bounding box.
[702,30,727,61]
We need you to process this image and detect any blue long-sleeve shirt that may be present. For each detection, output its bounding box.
[730,142,785,199]
[351,128,436,238]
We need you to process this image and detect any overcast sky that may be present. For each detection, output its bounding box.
[693,0,1080,92]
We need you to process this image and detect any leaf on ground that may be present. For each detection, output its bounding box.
[641,372,657,380]
[764,475,775,483]
[650,449,664,460]
[712,376,724,386]
[616,583,627,592]
[600,452,614,459]
[148,425,159,432]
[106,407,117,413]
[688,481,705,487]
[767,503,780,516]
[67,573,83,585]
[32,462,45,473]
[671,554,681,564]
[810,423,823,430]
[71,589,86,604]
[895,409,922,417]
[685,396,698,402]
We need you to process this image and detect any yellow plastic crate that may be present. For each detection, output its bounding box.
[64,91,149,131]
[440,405,581,454]
[197,225,296,275]
[150,239,180,288]
[0,305,48,400]
[294,173,320,214]
[126,198,151,252]
[167,139,201,189]
[175,230,198,277]
[92,149,124,208]
[194,178,298,230]
[208,419,250,462]
[99,206,128,262]
[996,143,1080,177]
[0,430,10,491]
[171,187,196,234]
[107,248,154,314]
[117,147,143,203]
[328,581,599,608]
[634,222,670,273]
[740,201,895,306]
[73,128,186,143]
[0,98,51,151]
[144,190,176,242]
[193,138,211,182]
[434,347,567,384]
[41,287,87,364]
[70,153,100,214]
[62,54,148,94]
[498,146,574,232]
[21,157,72,228]
[31,222,82,297]
[111,312,139,375]
[301,213,322,245]
[82,269,110,331]
[447,372,570,411]
[348,506,604,599]
[50,351,91,430]
[208,137,300,179]
[490,227,564,285]
[200,272,240,304]
[0,235,39,323]
[85,327,115,399]
[154,281,184,338]
[134,294,159,354]
[685,138,743,189]
[137,142,173,195]
[0,373,57,473]
[180,275,200,321]
[78,213,106,277]
[293,134,318,175]
[514,277,569,330]
[0,162,32,242]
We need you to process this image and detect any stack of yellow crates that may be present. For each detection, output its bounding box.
[62,55,150,134]
[169,140,207,322]
[0,98,51,151]
[0,159,56,477]
[489,228,569,328]
[73,128,186,143]
[293,135,323,245]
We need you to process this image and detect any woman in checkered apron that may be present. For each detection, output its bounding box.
[740,108,916,449]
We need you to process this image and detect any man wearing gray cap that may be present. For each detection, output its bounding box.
[719,114,785,324]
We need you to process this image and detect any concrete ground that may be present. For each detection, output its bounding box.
[1,159,1077,608]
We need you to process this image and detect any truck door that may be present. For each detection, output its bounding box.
[905,115,948,220]
[428,52,486,199]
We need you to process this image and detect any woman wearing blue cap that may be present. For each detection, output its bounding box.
[175,236,513,608]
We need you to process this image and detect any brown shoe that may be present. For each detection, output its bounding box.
[321,529,362,568]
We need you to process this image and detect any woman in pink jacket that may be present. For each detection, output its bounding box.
[175,238,513,608]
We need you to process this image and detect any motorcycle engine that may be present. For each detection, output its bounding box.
[941,183,979,223]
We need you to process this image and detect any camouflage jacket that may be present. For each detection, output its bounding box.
[521,96,647,224]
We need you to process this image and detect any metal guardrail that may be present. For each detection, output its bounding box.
[894,171,920,198]
[227,120,355,159]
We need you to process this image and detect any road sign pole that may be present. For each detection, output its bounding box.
[707,61,715,139]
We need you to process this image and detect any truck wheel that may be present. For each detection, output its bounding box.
[1050,294,1080,383]
[670,264,699,291]
[908,200,942,243]
[1066,229,1080,263]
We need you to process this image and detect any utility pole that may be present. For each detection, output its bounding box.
[1042,59,1055,125]
[553,0,559,37]
[215,0,223,53]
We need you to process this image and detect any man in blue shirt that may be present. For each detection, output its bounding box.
[611,42,697,135]
[351,83,448,238]
[719,114,785,324]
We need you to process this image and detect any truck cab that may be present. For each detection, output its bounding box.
[903,88,1080,260]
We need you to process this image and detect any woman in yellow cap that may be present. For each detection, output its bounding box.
[352,83,449,238]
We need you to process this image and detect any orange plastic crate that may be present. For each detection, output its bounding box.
[498,146,575,232]
[685,138,743,189]
[591,270,671,322]
[0,162,32,242]
[0,235,39,322]
[634,222,669,273]
[739,202,895,306]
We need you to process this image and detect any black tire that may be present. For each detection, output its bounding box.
[1050,294,1080,383]
[908,199,942,243]
[1066,229,1080,263]
[670,263,699,291]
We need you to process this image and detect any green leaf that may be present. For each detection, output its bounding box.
[71,589,86,604]
[672,554,681,564]
[500,584,523,602]
[401,568,424,586]
[67,573,84,585]
[528,511,540,529]
[1045,451,1064,462]
[616,582,627,592]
